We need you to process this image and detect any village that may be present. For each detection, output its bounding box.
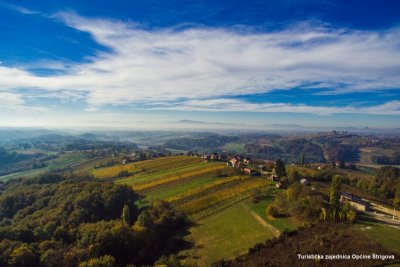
[115,149,400,230]
[188,151,400,225]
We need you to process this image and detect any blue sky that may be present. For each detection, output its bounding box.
[0,0,399,129]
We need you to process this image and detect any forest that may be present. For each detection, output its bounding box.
[0,173,188,267]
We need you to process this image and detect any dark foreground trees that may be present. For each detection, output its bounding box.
[0,173,189,267]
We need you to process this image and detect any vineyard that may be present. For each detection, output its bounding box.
[90,155,203,179]
[94,155,281,265]
[99,155,275,220]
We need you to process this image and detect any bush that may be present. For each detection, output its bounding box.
[266,204,279,217]
[346,210,356,223]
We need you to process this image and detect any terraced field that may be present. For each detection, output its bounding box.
[93,155,289,266]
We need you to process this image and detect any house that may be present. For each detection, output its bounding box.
[340,192,370,211]
[228,157,241,167]
[211,153,218,160]
[276,181,286,189]
[202,154,211,161]
[269,175,279,181]
[300,178,311,186]
[257,164,266,171]
[243,167,257,176]
[243,157,251,165]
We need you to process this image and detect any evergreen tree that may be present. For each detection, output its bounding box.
[330,175,342,215]
[121,204,131,225]
[274,159,287,179]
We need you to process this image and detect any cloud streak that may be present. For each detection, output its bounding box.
[0,11,399,116]
[153,99,400,116]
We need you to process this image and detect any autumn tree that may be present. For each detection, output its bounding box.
[121,204,131,225]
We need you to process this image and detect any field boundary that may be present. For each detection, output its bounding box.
[241,202,280,237]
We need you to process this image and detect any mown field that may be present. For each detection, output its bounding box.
[354,214,400,253]
[181,203,277,266]
[87,155,293,265]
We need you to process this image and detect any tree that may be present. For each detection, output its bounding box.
[155,254,182,267]
[79,255,115,267]
[330,175,342,216]
[300,151,305,166]
[274,159,287,179]
[121,204,131,225]
[9,243,38,267]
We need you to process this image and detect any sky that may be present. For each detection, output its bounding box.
[0,0,399,130]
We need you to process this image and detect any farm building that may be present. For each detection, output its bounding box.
[243,157,251,165]
[228,157,241,167]
[211,153,220,160]
[243,167,257,176]
[202,154,212,161]
[340,192,370,212]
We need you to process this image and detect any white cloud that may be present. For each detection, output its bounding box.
[0,92,47,113]
[0,92,24,106]
[155,99,400,116]
[0,12,399,115]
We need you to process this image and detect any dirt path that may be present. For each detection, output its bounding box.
[241,202,281,237]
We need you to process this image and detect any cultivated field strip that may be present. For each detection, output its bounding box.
[119,161,218,185]
[90,156,202,179]
[166,175,243,203]
[133,164,226,191]
[177,178,270,216]
[74,156,120,173]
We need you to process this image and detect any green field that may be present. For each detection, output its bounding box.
[182,203,276,266]
[355,215,400,253]
[0,152,88,181]
[249,197,302,232]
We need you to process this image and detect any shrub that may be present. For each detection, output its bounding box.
[266,204,279,217]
